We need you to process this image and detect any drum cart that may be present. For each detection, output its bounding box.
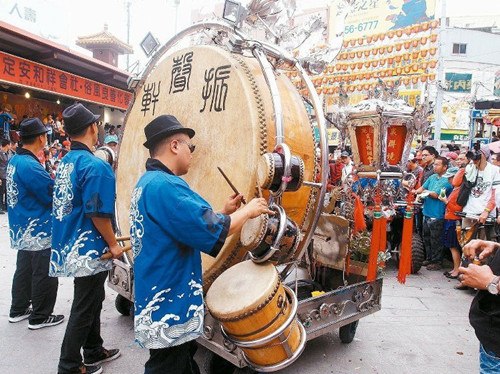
[107,14,388,373]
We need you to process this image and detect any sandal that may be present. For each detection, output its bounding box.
[445,272,459,279]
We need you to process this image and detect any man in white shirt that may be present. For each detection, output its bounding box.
[462,145,499,240]
[341,151,354,183]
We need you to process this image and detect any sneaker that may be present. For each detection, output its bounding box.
[0,210,5,214]
[9,307,33,323]
[422,260,430,266]
[28,314,65,330]
[84,348,121,366]
[79,364,103,374]
[426,263,442,271]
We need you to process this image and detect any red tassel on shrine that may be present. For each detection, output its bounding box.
[367,206,382,282]
[398,203,414,284]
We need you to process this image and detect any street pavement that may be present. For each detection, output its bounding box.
[0,212,479,374]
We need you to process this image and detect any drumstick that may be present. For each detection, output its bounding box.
[217,166,247,204]
[100,245,132,260]
[116,236,130,242]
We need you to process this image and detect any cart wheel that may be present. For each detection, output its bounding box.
[411,233,425,274]
[339,320,359,344]
[115,294,133,316]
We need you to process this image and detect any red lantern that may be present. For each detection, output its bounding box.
[371,60,378,67]
[420,75,428,83]
[372,34,379,42]
[379,33,386,41]
[422,22,430,31]
[412,51,420,59]
[404,41,411,49]
[395,55,403,63]
[429,47,437,56]
[372,48,378,55]
[396,29,403,37]
[412,40,419,48]
[430,34,438,43]
[379,58,387,65]
[388,31,395,38]
[421,49,428,58]
[395,43,403,51]
[429,60,437,68]
[356,51,363,58]
[387,46,394,53]
[421,36,428,45]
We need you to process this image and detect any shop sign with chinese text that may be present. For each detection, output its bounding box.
[445,72,472,93]
[0,51,131,110]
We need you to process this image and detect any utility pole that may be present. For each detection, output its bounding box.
[174,0,181,34]
[434,0,446,151]
[126,1,131,70]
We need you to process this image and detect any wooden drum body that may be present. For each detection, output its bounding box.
[116,45,318,291]
[206,260,306,371]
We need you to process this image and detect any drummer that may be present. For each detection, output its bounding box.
[50,103,122,374]
[130,114,272,374]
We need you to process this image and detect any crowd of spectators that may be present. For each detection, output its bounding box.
[0,111,122,200]
[327,137,500,290]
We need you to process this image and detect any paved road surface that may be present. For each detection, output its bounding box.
[0,213,479,373]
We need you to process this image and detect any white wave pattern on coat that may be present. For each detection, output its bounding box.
[9,218,51,251]
[135,280,205,349]
[53,163,75,221]
[129,187,144,258]
[50,230,112,277]
[6,164,18,208]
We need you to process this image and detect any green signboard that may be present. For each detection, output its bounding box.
[445,73,472,93]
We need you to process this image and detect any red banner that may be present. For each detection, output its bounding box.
[0,51,132,110]
[355,126,375,165]
[386,125,407,165]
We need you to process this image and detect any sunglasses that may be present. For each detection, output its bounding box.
[177,139,196,153]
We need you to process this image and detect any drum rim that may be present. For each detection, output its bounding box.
[240,213,270,249]
[208,274,281,322]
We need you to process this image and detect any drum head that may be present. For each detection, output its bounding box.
[116,44,316,291]
[206,260,279,320]
[240,214,268,249]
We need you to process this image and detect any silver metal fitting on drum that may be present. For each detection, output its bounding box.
[220,285,307,372]
[241,203,300,264]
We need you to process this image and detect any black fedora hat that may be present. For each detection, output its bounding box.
[143,115,195,149]
[62,103,100,134]
[19,117,48,138]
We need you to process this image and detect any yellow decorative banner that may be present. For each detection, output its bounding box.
[329,0,436,39]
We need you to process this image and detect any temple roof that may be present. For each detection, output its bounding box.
[76,24,133,54]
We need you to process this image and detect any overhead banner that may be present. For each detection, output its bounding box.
[330,0,436,39]
[0,51,132,110]
[445,72,472,93]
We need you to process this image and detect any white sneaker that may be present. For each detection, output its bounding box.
[8,307,33,323]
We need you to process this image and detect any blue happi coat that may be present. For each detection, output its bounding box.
[130,159,230,349]
[50,141,116,277]
[7,148,53,251]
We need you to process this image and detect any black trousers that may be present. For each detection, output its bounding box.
[145,341,200,374]
[58,271,108,374]
[10,249,58,323]
[0,178,6,210]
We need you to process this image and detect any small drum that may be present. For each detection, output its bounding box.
[205,260,306,371]
[257,149,305,193]
[240,204,299,263]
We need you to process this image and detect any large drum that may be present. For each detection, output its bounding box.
[205,260,306,370]
[116,45,319,291]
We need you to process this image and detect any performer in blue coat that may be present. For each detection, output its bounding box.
[51,104,121,374]
[131,115,272,373]
[7,117,63,329]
